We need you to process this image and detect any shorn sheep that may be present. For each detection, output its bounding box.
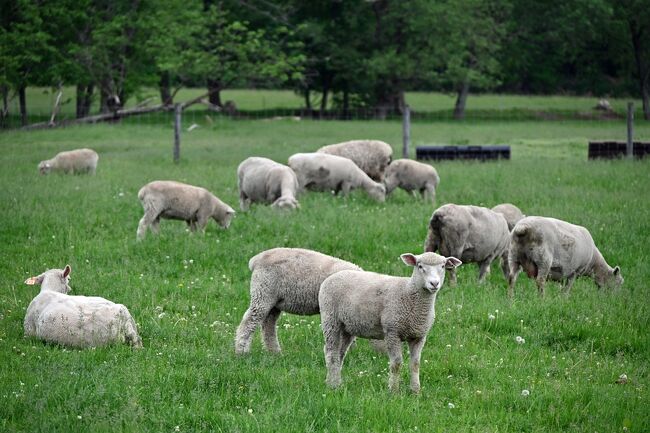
[24,265,142,348]
[235,248,361,354]
[383,159,440,202]
[508,216,623,297]
[288,153,386,202]
[237,157,300,210]
[424,204,510,284]
[491,203,525,231]
[137,180,235,240]
[38,148,98,175]
[317,139,393,181]
[319,252,462,393]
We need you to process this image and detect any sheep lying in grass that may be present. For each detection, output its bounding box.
[288,153,386,202]
[384,159,440,202]
[491,203,525,231]
[317,139,393,181]
[319,252,462,393]
[24,265,142,348]
[38,148,98,175]
[137,180,235,240]
[424,204,509,284]
[235,248,361,354]
[508,216,623,297]
[237,157,300,211]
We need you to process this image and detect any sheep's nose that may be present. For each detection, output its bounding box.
[429,280,440,289]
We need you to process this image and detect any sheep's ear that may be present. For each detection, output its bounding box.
[63,265,71,278]
[226,207,235,215]
[400,254,417,267]
[24,275,43,285]
[613,266,620,276]
[444,257,462,269]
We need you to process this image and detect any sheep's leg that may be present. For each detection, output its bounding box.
[261,307,282,353]
[423,184,436,203]
[535,265,550,297]
[340,181,351,196]
[235,300,275,355]
[339,331,355,364]
[407,337,426,393]
[507,257,521,298]
[563,274,577,294]
[239,191,250,211]
[385,334,403,393]
[448,267,458,286]
[150,217,161,235]
[323,324,343,388]
[196,214,210,234]
[477,260,492,283]
[136,211,158,240]
[500,251,510,281]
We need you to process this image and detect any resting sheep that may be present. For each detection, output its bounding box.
[137,180,235,240]
[424,204,510,284]
[38,148,98,175]
[319,252,462,393]
[237,157,299,210]
[235,248,361,354]
[384,159,440,202]
[317,140,393,181]
[24,265,142,348]
[508,216,623,297]
[288,153,386,202]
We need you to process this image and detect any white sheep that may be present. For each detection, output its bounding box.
[137,180,235,240]
[319,252,462,393]
[508,216,623,297]
[288,153,386,202]
[38,148,99,175]
[491,203,525,231]
[235,248,361,354]
[317,139,393,181]
[24,265,142,348]
[383,159,440,202]
[237,157,300,211]
[424,204,510,284]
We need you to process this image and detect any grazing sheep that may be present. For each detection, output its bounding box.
[237,157,300,211]
[235,248,361,354]
[424,204,510,284]
[317,139,393,181]
[508,216,623,297]
[384,159,440,202]
[319,252,462,393]
[491,203,525,231]
[38,148,99,175]
[288,153,386,202]
[137,180,235,240]
[24,265,142,348]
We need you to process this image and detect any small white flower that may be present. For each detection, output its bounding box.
[445,344,451,349]
[619,373,628,381]
[174,426,180,432]
[77,415,82,420]
[521,389,530,397]
[447,402,455,409]
[515,336,525,344]
[488,314,496,320]
[189,259,194,264]
[247,408,253,414]
[118,192,124,197]
[475,390,482,395]
[158,312,166,319]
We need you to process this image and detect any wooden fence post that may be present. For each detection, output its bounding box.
[173,103,182,163]
[627,102,634,159]
[402,104,411,159]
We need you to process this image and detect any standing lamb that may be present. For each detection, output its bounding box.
[424,204,510,284]
[317,139,393,181]
[491,203,525,231]
[383,159,440,202]
[237,157,300,211]
[235,248,361,354]
[508,216,623,297]
[288,153,386,202]
[24,265,142,348]
[38,148,99,175]
[319,252,462,393]
[137,180,235,240]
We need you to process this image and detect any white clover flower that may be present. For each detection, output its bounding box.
[515,336,525,344]
[521,389,530,397]
[447,402,455,409]
[174,426,180,432]
[77,415,82,420]
[247,408,253,414]
[158,312,166,319]
[488,314,496,320]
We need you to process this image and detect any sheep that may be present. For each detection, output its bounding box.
[508,216,623,297]
[137,180,235,240]
[319,252,462,393]
[237,157,300,211]
[317,139,393,181]
[235,248,362,355]
[491,203,525,231]
[287,153,386,202]
[424,204,510,284]
[383,159,440,202]
[23,265,142,348]
[38,148,99,175]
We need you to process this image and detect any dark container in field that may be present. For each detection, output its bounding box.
[588,141,650,159]
[416,145,510,161]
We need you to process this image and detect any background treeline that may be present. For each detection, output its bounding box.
[1,0,648,125]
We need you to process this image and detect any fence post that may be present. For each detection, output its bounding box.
[173,103,182,163]
[627,102,634,159]
[402,104,411,159]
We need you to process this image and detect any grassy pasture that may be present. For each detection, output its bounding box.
[1,116,649,432]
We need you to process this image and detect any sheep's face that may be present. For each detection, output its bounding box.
[272,196,299,210]
[598,266,623,290]
[217,208,236,229]
[369,183,386,202]
[38,161,52,175]
[401,253,462,293]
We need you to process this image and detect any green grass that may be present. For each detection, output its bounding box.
[1,117,649,432]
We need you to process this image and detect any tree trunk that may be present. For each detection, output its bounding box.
[99,87,110,114]
[342,87,350,120]
[320,83,329,117]
[304,88,311,110]
[0,85,8,128]
[159,72,172,106]
[453,79,470,120]
[629,21,649,120]
[207,79,223,107]
[76,84,94,118]
[19,85,27,126]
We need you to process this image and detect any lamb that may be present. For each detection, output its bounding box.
[383,159,440,202]
[317,139,393,181]
[424,204,510,284]
[38,148,99,175]
[237,157,300,211]
[508,216,623,297]
[287,153,386,202]
[137,180,235,240]
[23,265,142,348]
[235,248,362,354]
[491,203,525,231]
[319,252,462,393]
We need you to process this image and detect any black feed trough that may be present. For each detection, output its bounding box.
[588,141,650,159]
[416,145,510,161]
